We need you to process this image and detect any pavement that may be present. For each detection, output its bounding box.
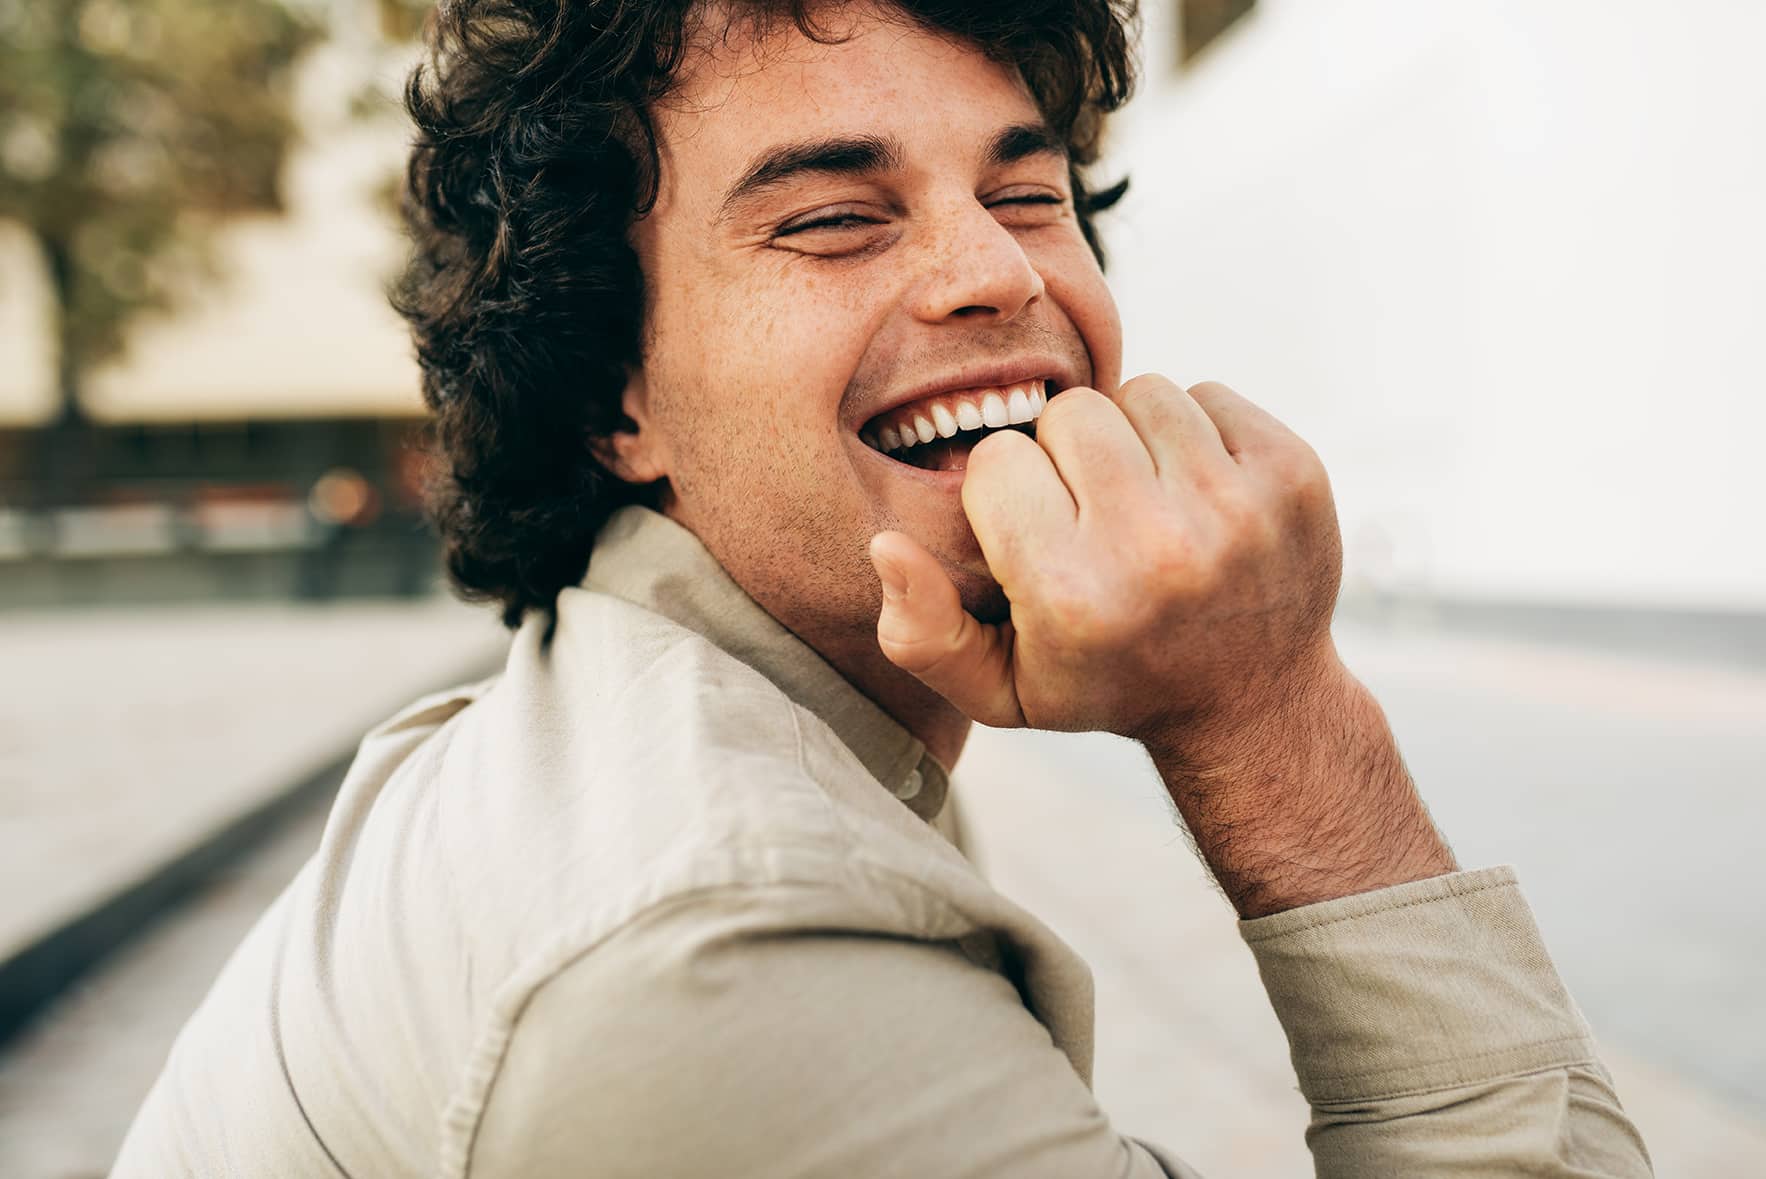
[958,700,1766,1178]
[2,604,1764,1176]
[0,598,510,1039]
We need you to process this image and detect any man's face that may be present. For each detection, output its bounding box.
[621,2,1122,646]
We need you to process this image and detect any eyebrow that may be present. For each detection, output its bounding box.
[716,121,1068,222]
[718,134,903,221]
[983,121,1068,169]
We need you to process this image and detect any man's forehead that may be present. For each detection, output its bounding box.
[655,3,1047,199]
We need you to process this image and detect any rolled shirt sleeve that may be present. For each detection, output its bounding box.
[1240,865,1653,1176]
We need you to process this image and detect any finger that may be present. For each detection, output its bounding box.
[960,426,1077,594]
[869,531,1025,728]
[1111,373,1235,486]
[1184,380,1294,461]
[1028,387,1159,519]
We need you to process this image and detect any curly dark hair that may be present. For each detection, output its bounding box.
[394,0,1140,628]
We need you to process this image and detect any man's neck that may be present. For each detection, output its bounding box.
[826,639,973,772]
[770,600,973,772]
[656,498,972,772]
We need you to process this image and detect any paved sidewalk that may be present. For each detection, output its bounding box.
[0,598,509,1037]
[0,795,334,1178]
[956,722,1766,1178]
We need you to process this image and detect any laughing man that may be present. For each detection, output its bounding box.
[116,2,1652,1175]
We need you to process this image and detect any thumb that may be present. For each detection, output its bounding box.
[869,530,1024,728]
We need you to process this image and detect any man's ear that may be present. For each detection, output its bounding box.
[591,368,670,485]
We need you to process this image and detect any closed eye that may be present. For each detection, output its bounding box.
[775,212,882,236]
[778,194,1063,237]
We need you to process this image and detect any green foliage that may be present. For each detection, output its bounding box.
[0,0,320,414]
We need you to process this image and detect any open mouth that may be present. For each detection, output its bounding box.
[859,378,1058,473]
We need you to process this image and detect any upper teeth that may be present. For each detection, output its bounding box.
[863,380,1051,454]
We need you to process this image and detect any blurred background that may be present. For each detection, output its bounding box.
[1,1,1762,1176]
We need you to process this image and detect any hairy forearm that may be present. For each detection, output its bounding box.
[1144,650,1458,918]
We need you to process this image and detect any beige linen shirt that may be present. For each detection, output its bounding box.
[114,505,1651,1177]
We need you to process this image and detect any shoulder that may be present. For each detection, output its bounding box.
[366,673,502,739]
[447,881,1163,1179]
[400,592,969,974]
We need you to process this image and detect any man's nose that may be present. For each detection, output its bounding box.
[907,200,1046,325]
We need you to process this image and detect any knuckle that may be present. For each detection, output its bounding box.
[1268,439,1332,506]
[1185,378,1237,402]
[1116,372,1178,410]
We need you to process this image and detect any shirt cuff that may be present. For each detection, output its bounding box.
[1238,865,1598,1105]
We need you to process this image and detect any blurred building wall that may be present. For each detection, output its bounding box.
[1108,0,1766,611]
[0,224,57,426]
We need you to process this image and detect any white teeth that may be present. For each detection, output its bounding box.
[861,430,879,451]
[981,392,1009,428]
[870,381,1059,455]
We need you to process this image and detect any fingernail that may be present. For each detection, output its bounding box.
[873,554,907,600]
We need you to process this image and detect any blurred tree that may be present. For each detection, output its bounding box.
[0,0,319,497]
[352,0,431,215]
[373,0,431,42]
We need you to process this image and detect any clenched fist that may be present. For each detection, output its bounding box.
[869,375,1343,746]
[870,375,1455,917]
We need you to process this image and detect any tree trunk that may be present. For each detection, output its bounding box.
[33,231,93,518]
[40,233,84,430]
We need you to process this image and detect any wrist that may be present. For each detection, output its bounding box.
[1143,656,1457,918]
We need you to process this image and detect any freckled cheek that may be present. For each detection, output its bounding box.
[745,271,884,423]
[1038,240,1123,393]
[659,283,871,465]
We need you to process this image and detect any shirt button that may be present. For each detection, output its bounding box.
[900,769,923,799]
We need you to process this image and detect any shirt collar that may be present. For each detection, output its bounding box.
[576,505,949,822]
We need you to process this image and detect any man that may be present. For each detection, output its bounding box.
[116,1,1653,1175]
